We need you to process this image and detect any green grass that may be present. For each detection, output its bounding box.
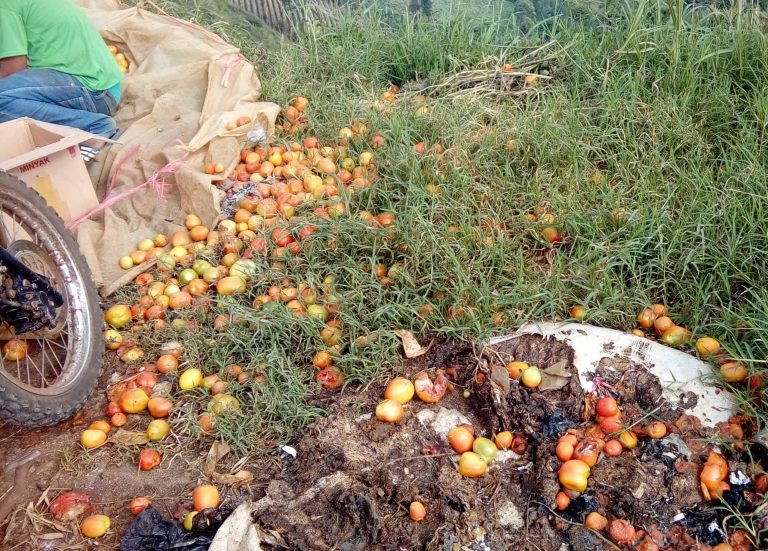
[119,0,768,540]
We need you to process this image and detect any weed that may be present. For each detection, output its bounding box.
[125,0,768,495]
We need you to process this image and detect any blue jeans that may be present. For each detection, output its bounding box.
[0,68,118,137]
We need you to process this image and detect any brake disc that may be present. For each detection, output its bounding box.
[0,242,64,335]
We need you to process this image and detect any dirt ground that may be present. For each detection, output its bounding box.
[0,334,761,550]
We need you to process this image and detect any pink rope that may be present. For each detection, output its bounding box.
[106,144,141,197]
[66,149,189,230]
[220,54,245,88]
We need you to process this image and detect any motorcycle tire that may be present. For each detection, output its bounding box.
[0,170,103,426]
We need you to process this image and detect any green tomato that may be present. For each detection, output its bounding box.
[177,268,198,286]
[472,437,498,463]
[193,259,212,276]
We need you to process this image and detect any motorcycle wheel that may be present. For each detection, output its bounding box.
[0,170,103,426]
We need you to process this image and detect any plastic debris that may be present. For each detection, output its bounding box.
[120,506,232,551]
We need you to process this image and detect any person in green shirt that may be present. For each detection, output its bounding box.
[0,0,124,137]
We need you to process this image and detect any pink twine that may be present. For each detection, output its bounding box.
[106,144,141,197]
[220,54,245,88]
[66,147,189,230]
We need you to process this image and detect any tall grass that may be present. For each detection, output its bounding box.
[132,0,767,474]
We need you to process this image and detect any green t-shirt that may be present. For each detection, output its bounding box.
[0,0,124,95]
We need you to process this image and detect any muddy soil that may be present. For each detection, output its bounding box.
[0,362,272,551]
[0,334,759,550]
[242,335,756,551]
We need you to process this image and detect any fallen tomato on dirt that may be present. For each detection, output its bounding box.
[193,484,220,511]
[585,511,608,531]
[138,448,161,471]
[558,459,591,492]
[413,372,449,403]
[316,366,345,389]
[146,419,170,441]
[448,425,475,453]
[383,376,415,404]
[129,497,151,515]
[80,514,111,538]
[80,429,107,449]
[458,451,487,477]
[409,501,426,521]
[120,388,150,414]
[375,399,404,423]
[50,492,93,522]
[472,437,498,463]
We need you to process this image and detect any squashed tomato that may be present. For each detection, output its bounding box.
[414,372,449,403]
[316,366,345,389]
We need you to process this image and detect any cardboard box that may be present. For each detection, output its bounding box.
[0,118,103,223]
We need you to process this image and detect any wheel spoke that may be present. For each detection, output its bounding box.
[0,183,91,398]
[42,338,62,384]
[24,347,47,387]
[48,337,65,374]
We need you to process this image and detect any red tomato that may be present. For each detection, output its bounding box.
[129,497,151,515]
[316,366,345,389]
[138,449,161,471]
[595,397,619,418]
[271,227,294,247]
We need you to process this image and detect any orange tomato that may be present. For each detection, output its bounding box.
[88,420,111,434]
[653,316,675,336]
[199,413,214,434]
[585,512,608,531]
[603,439,623,457]
[448,426,475,453]
[637,307,656,329]
[458,451,487,478]
[555,491,570,511]
[148,397,173,418]
[556,440,575,462]
[312,351,333,370]
[506,361,529,380]
[409,501,426,521]
[494,431,513,450]
[720,361,748,383]
[558,459,591,492]
[695,337,721,358]
[192,484,220,511]
[646,421,667,439]
[81,514,111,538]
[384,377,415,404]
[156,355,179,374]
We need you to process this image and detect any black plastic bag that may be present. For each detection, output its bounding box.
[120,506,232,551]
